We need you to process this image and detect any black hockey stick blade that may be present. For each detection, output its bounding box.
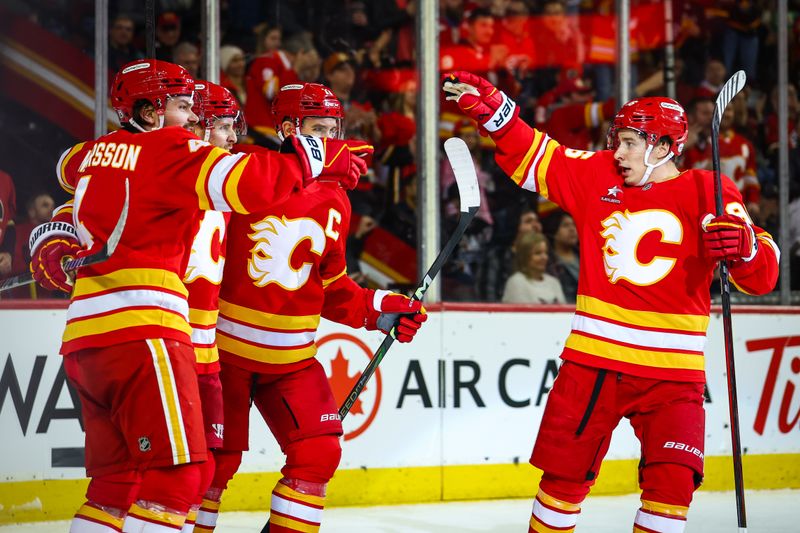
[338,138,480,420]
[0,179,129,293]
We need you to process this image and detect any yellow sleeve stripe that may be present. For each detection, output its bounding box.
[196,147,227,211]
[322,269,347,289]
[52,201,74,218]
[224,154,251,214]
[535,139,559,198]
[57,143,86,193]
[577,295,709,332]
[511,130,542,187]
[566,333,706,371]
[218,299,320,330]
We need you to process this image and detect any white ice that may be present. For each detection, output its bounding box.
[0,490,796,532]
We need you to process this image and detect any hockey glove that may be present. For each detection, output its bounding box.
[373,290,427,343]
[29,221,82,293]
[289,135,373,190]
[442,71,519,138]
[702,214,757,264]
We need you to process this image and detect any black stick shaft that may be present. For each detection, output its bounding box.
[338,207,478,419]
[712,108,748,530]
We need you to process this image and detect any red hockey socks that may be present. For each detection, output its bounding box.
[71,472,141,532]
[634,463,695,532]
[528,488,582,533]
[268,478,326,532]
[193,449,243,532]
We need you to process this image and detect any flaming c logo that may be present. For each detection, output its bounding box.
[317,333,382,441]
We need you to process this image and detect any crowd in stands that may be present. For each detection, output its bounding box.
[2,0,799,301]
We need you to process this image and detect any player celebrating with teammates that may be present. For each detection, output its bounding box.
[193,83,427,533]
[443,72,778,533]
[29,60,371,533]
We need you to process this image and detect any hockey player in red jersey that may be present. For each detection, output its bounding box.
[443,71,779,533]
[194,83,427,533]
[142,80,241,533]
[28,60,371,533]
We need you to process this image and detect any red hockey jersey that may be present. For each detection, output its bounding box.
[184,210,231,374]
[59,126,303,355]
[492,119,779,382]
[217,181,377,374]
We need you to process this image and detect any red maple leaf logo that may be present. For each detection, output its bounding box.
[328,348,367,416]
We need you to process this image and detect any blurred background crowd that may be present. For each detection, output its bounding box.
[1,0,799,302]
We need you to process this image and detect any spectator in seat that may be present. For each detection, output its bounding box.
[12,191,55,275]
[173,41,200,78]
[108,14,142,72]
[220,45,247,106]
[502,231,566,304]
[324,52,379,143]
[0,170,16,277]
[155,11,182,61]
[542,210,579,303]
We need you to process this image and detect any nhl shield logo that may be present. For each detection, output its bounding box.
[138,436,151,452]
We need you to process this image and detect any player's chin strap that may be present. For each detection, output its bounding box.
[128,115,166,133]
[637,145,674,186]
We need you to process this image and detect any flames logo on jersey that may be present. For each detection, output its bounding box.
[185,211,227,285]
[247,215,326,290]
[600,209,682,286]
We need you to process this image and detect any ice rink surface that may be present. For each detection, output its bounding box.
[1,490,796,532]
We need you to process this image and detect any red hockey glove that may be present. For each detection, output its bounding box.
[702,214,757,264]
[289,135,373,190]
[29,221,82,293]
[442,71,519,137]
[373,291,428,343]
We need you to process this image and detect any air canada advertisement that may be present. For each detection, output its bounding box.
[0,307,798,480]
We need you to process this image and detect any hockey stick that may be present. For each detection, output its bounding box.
[0,179,129,293]
[339,137,481,420]
[711,69,748,533]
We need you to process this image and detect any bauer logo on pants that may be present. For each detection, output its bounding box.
[317,333,382,441]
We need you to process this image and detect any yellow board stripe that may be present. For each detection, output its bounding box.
[196,147,227,210]
[274,482,326,507]
[75,503,124,529]
[566,333,705,371]
[510,130,542,186]
[63,308,192,342]
[216,333,316,364]
[224,154,250,214]
[270,514,319,533]
[219,299,319,330]
[147,339,189,465]
[73,268,188,298]
[577,295,709,332]
[640,498,688,517]
[189,307,220,327]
